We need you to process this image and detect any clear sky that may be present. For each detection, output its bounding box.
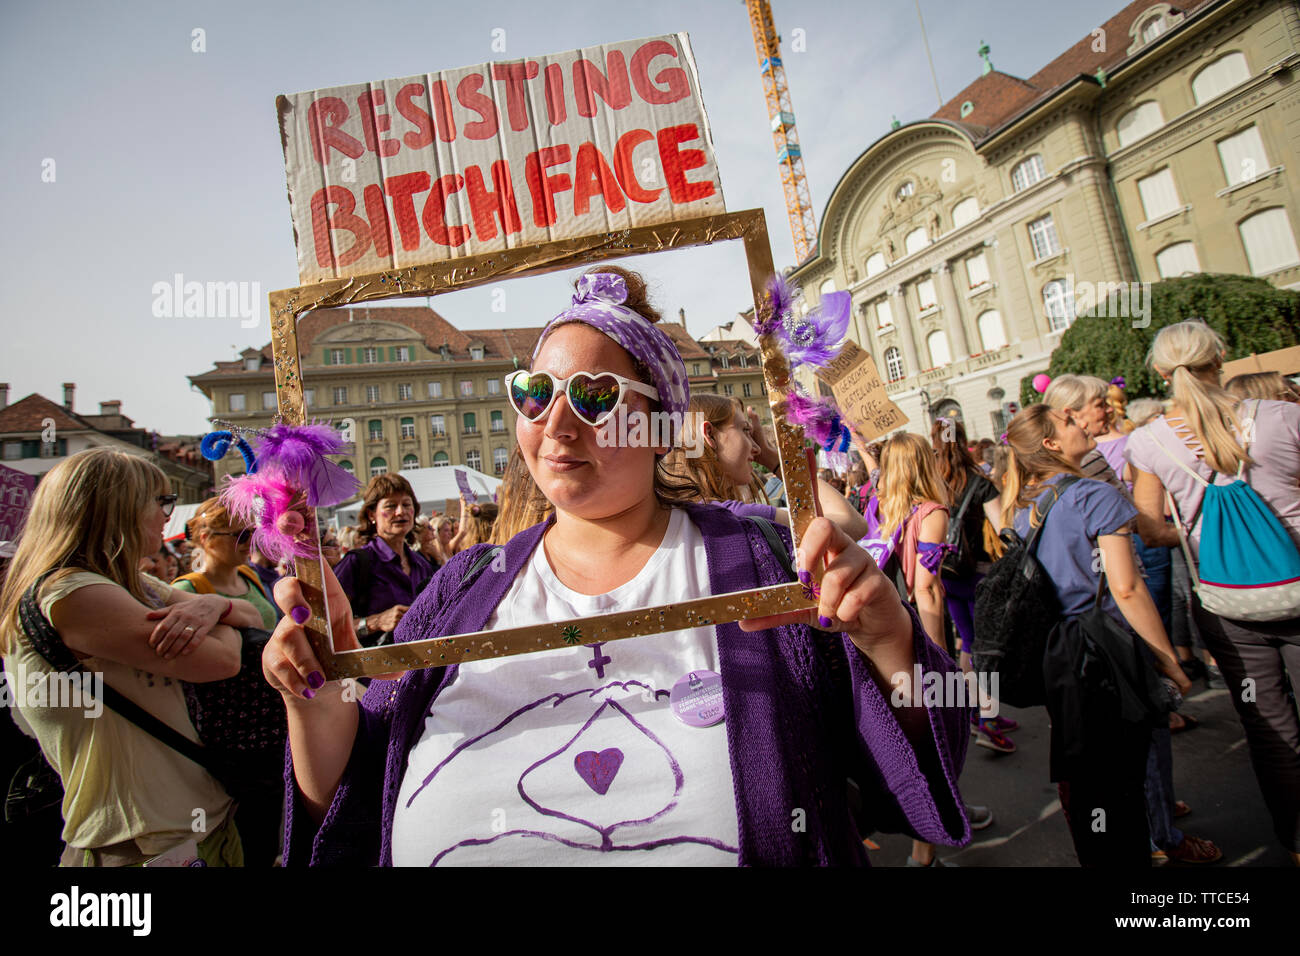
[1,0,1125,434]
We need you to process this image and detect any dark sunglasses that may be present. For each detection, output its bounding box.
[210,528,254,546]
[505,370,659,427]
[156,494,178,517]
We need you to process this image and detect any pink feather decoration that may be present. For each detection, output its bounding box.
[219,472,317,565]
[782,388,841,447]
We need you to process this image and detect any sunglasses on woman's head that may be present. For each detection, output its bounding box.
[505,370,659,427]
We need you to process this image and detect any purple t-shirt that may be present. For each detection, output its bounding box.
[1095,435,1130,489]
[1013,476,1138,619]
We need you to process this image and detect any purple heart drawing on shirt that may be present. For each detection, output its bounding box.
[573,748,624,795]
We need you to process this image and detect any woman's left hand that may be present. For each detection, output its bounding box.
[144,595,224,659]
[740,517,914,663]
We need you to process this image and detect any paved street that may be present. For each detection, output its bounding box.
[870,683,1294,867]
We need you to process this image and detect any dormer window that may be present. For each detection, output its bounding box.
[439,344,451,360]
[1128,4,1184,54]
[470,346,485,360]
[244,356,260,372]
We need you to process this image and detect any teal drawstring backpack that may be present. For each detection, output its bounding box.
[1154,399,1300,622]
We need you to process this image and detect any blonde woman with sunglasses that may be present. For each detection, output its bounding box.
[0,450,265,866]
[264,266,972,867]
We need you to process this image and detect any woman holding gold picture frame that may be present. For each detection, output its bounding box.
[265,266,972,866]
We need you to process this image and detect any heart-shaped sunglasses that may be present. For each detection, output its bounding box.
[504,370,660,427]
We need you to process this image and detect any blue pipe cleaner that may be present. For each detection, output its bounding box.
[199,430,258,473]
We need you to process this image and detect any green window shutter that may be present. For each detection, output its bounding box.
[389,346,397,362]
[323,349,332,366]
[345,348,353,363]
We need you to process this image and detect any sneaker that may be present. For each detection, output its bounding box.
[1205,664,1226,690]
[1151,847,1169,866]
[965,803,994,830]
[906,855,958,867]
[1166,835,1223,865]
[973,719,1017,754]
[988,715,1019,734]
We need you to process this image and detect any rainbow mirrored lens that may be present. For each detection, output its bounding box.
[567,374,621,424]
[510,372,554,419]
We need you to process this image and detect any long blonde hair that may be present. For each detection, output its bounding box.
[999,404,1085,528]
[658,395,768,506]
[491,447,553,544]
[877,432,948,540]
[1,448,170,654]
[1148,321,1249,474]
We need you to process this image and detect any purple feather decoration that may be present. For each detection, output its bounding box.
[219,472,317,564]
[781,290,851,369]
[251,423,359,507]
[783,389,840,447]
[755,275,796,336]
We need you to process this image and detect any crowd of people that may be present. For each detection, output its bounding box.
[1,267,1296,869]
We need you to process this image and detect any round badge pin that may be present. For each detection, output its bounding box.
[669,670,725,728]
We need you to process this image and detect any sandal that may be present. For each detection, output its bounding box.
[1169,712,1199,733]
[1166,835,1222,865]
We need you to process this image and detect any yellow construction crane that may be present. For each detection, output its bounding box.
[744,0,818,264]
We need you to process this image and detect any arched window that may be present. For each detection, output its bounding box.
[904,227,929,256]
[1010,155,1046,192]
[1192,52,1249,105]
[865,252,887,277]
[926,330,951,368]
[339,460,354,474]
[884,347,905,383]
[369,457,388,477]
[401,454,419,470]
[952,197,980,228]
[977,310,1007,351]
[1239,208,1300,276]
[1117,101,1164,148]
[819,278,836,296]
[895,181,915,201]
[433,451,450,467]
[1043,279,1076,332]
[1155,242,1201,278]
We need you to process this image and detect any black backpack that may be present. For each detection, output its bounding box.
[940,470,992,580]
[971,476,1080,708]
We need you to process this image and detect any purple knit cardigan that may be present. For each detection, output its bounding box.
[284,503,971,866]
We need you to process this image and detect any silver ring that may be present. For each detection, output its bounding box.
[184,625,196,632]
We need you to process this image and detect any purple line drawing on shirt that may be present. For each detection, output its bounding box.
[430,829,738,866]
[587,643,612,678]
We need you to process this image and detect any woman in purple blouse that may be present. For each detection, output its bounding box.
[333,474,434,647]
[262,267,971,866]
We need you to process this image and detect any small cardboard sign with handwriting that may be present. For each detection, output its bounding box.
[817,341,908,442]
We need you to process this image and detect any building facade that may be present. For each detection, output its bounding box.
[790,0,1300,441]
[190,306,775,488]
[0,383,212,500]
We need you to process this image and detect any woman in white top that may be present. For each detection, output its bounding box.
[1125,321,1300,865]
[0,448,265,866]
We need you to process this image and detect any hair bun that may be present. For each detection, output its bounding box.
[579,265,661,324]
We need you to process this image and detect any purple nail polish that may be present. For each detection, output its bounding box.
[302,687,315,700]
[818,615,834,629]
[291,605,310,625]
[797,570,811,585]
[307,671,325,689]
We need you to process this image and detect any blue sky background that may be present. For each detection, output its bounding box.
[1,0,1124,433]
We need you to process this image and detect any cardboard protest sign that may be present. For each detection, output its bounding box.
[278,34,725,284]
[817,341,909,442]
[0,463,36,546]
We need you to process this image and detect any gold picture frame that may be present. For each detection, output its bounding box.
[268,208,822,679]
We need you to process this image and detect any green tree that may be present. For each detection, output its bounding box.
[1020,273,1300,406]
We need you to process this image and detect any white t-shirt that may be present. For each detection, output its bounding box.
[392,507,740,866]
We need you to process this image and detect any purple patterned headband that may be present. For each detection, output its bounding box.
[533,273,690,440]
